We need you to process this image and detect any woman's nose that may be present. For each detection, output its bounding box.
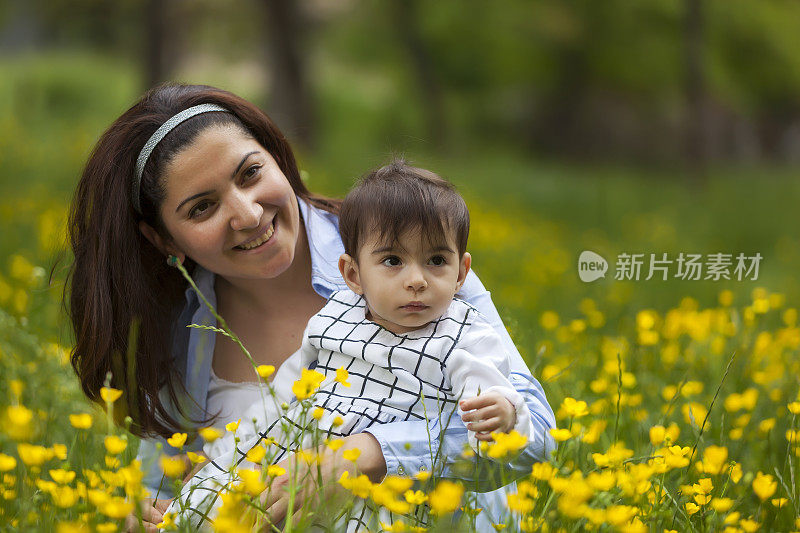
[228,190,263,231]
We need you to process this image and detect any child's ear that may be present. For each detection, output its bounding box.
[139,221,185,263]
[456,252,471,292]
[339,253,364,295]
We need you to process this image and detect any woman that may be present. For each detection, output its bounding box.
[67,83,556,531]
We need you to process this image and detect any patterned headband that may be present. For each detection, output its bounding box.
[132,103,230,214]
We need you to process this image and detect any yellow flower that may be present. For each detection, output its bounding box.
[88,489,110,507]
[50,485,79,508]
[246,445,266,464]
[540,311,559,330]
[53,444,67,460]
[17,443,53,466]
[561,397,589,418]
[326,438,345,451]
[199,427,223,442]
[313,407,325,420]
[187,451,206,464]
[156,512,175,529]
[0,454,17,472]
[696,445,727,475]
[167,432,188,449]
[69,413,93,430]
[685,502,700,515]
[335,367,351,387]
[256,364,275,379]
[771,497,789,507]
[531,462,554,481]
[160,455,186,478]
[429,480,463,515]
[788,402,800,415]
[415,470,432,481]
[238,469,266,495]
[729,462,743,483]
[758,418,776,434]
[225,419,241,433]
[740,519,760,532]
[292,368,326,401]
[682,402,708,427]
[332,415,344,427]
[56,522,89,533]
[342,448,361,462]
[338,471,373,498]
[506,493,535,513]
[104,436,127,455]
[649,425,666,445]
[549,428,573,442]
[404,489,427,504]
[101,496,134,519]
[49,469,76,484]
[488,430,528,458]
[5,405,34,441]
[266,465,286,477]
[752,471,777,501]
[100,387,123,403]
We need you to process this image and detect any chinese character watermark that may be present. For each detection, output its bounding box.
[578,251,762,282]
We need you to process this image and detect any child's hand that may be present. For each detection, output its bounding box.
[460,392,516,442]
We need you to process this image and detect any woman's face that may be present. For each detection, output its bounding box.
[157,124,301,282]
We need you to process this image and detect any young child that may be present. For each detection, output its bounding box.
[175,161,534,528]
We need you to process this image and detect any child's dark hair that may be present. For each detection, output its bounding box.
[339,159,469,259]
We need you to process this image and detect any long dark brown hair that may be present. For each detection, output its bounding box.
[67,83,339,438]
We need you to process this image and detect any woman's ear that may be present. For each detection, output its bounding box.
[456,252,472,291]
[338,253,364,295]
[139,221,185,263]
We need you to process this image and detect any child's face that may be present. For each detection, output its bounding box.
[339,228,471,334]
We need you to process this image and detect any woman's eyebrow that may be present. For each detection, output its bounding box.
[175,151,261,213]
[233,151,259,178]
[176,190,212,213]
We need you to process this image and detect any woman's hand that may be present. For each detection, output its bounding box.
[460,392,516,441]
[259,432,386,527]
[124,498,171,533]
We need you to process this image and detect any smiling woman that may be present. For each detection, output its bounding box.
[65,83,555,531]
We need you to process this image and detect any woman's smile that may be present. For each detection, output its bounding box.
[234,219,276,251]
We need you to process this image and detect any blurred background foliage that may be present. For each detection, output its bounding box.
[1,0,799,337]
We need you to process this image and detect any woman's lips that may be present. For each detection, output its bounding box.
[234,219,276,250]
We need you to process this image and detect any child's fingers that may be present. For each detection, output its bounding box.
[474,432,494,442]
[461,405,501,423]
[460,394,500,411]
[466,417,502,434]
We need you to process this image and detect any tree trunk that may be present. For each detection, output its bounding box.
[684,0,708,182]
[144,0,169,89]
[263,0,315,148]
[391,0,447,149]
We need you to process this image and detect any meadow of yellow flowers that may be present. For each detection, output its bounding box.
[3,54,800,533]
[2,183,800,532]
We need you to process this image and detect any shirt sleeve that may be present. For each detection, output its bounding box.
[442,316,534,451]
[365,270,556,489]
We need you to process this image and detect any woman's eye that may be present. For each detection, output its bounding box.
[243,164,261,181]
[381,256,402,267]
[189,200,213,219]
[429,255,447,266]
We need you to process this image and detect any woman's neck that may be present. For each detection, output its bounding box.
[214,220,315,315]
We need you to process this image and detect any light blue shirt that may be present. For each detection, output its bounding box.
[137,197,556,528]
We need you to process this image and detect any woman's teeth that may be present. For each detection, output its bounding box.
[236,224,274,250]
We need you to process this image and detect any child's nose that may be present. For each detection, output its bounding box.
[405,266,428,292]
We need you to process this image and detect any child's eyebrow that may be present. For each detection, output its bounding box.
[371,246,398,255]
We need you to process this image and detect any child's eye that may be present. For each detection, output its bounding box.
[381,256,402,267]
[189,200,214,219]
[429,255,447,266]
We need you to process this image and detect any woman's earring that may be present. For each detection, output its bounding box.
[167,255,179,267]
